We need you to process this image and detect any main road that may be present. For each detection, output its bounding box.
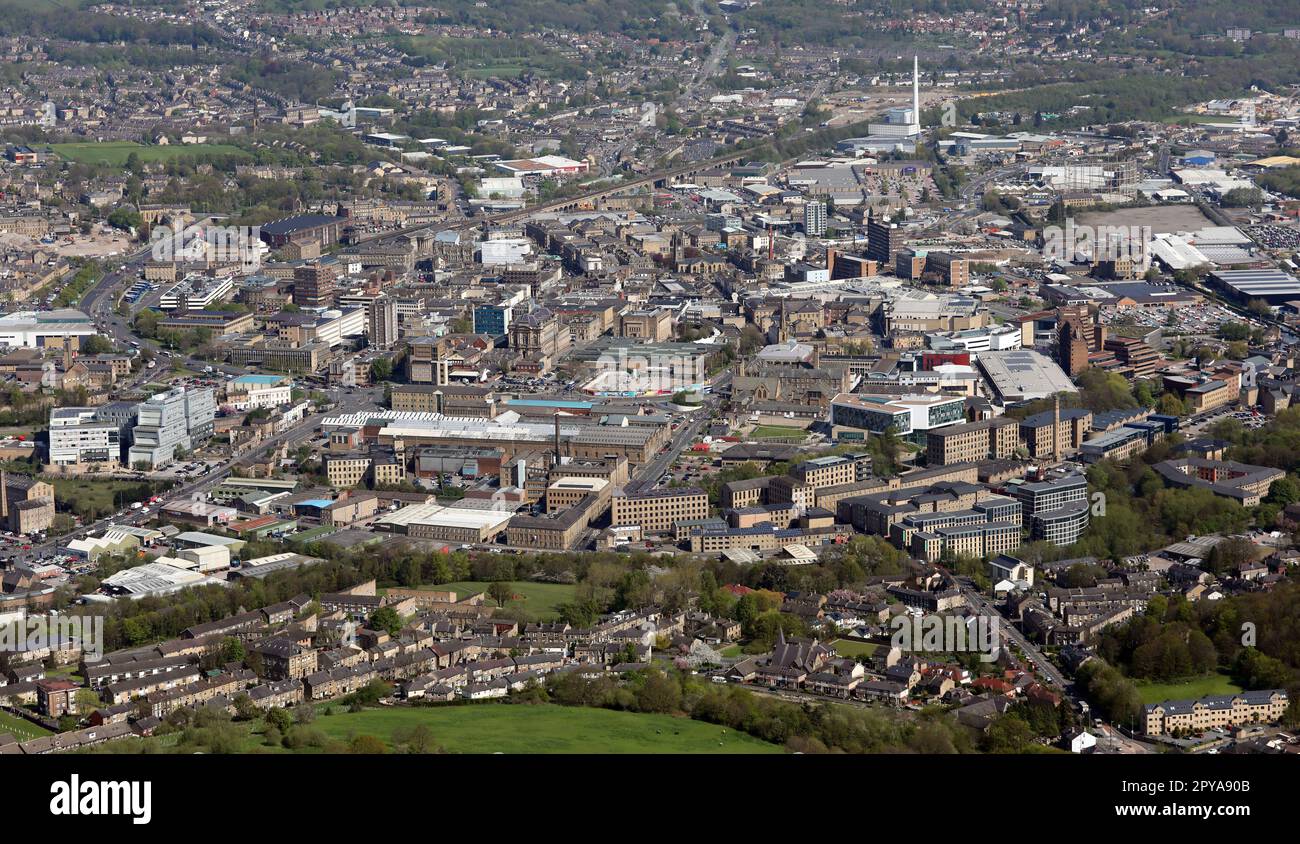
[622,369,732,495]
[954,576,1071,691]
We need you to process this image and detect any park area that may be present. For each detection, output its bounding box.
[51,141,249,166]
[109,703,781,754]
[311,704,780,753]
[1135,672,1243,705]
[429,581,577,621]
[0,709,54,743]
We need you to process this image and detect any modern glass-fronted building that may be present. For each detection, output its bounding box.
[830,392,966,442]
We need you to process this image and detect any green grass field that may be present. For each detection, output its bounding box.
[426,581,577,620]
[313,704,780,753]
[51,141,249,166]
[1136,673,1243,705]
[749,425,808,439]
[44,476,171,521]
[0,709,54,742]
[101,704,781,754]
[831,639,877,658]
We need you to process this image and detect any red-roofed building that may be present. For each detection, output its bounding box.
[970,677,1014,696]
[1025,683,1062,708]
[37,679,80,717]
[233,515,281,536]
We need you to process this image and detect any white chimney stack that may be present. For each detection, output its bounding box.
[913,55,920,125]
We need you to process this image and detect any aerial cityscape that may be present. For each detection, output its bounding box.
[2,0,1300,786]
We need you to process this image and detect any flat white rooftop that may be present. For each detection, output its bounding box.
[376,501,514,531]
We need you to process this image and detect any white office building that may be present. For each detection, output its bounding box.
[310,307,366,348]
[927,324,1023,353]
[48,407,121,468]
[128,387,216,468]
[226,374,293,410]
[159,274,235,310]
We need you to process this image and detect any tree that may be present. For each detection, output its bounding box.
[348,734,388,754]
[634,669,682,713]
[982,715,1034,753]
[265,707,293,732]
[1246,299,1273,320]
[107,207,142,232]
[1204,536,1256,576]
[557,597,600,627]
[370,358,393,382]
[218,636,246,664]
[75,688,102,715]
[1233,648,1292,690]
[487,580,513,608]
[1220,187,1263,208]
[232,693,260,721]
[79,334,115,355]
[1157,393,1187,417]
[133,308,161,339]
[368,606,402,637]
[393,723,438,753]
[1266,476,1300,506]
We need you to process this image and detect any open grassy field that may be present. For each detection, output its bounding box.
[427,581,577,620]
[51,141,249,166]
[100,704,782,754]
[831,639,878,658]
[1136,672,1243,705]
[749,425,808,440]
[313,704,781,753]
[0,709,54,742]
[44,476,171,521]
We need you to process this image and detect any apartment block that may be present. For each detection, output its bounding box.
[926,417,1019,465]
[791,454,872,489]
[611,487,709,534]
[1019,408,1093,459]
[1143,690,1288,737]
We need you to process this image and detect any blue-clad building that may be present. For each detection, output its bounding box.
[473,303,513,337]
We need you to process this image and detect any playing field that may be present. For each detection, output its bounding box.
[1135,673,1243,705]
[429,581,577,620]
[831,639,878,658]
[749,425,807,440]
[313,704,782,753]
[0,709,54,743]
[52,141,249,166]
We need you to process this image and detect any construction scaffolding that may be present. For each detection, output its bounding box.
[1042,153,1139,197]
